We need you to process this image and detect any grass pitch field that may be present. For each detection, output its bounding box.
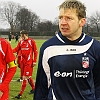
[9,39,46,100]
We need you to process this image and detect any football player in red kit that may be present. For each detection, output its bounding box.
[13,30,38,99]
[0,38,16,100]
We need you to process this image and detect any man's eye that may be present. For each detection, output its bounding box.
[67,17,72,20]
[58,16,62,19]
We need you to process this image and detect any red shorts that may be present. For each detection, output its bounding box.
[20,63,33,76]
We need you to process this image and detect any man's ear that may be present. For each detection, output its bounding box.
[79,18,86,27]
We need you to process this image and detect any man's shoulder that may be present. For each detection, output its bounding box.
[0,38,8,43]
[0,38,5,41]
[28,38,36,44]
[40,36,57,50]
[28,38,35,41]
[0,38,10,50]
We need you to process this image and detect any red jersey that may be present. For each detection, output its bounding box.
[13,38,38,65]
[0,38,16,100]
[0,38,16,83]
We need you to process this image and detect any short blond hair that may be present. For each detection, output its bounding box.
[59,0,86,19]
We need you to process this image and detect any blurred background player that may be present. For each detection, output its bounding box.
[15,33,19,43]
[8,32,12,43]
[13,30,38,99]
[0,38,16,100]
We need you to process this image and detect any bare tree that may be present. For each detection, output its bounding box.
[16,8,31,30]
[29,12,40,31]
[0,1,21,32]
[16,7,40,31]
[53,17,59,31]
[89,11,100,32]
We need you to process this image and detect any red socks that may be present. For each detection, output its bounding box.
[28,77,35,90]
[19,80,27,95]
[19,77,35,96]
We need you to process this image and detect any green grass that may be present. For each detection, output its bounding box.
[9,39,46,100]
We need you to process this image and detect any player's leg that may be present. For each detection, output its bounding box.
[27,66,35,94]
[19,77,27,95]
[15,77,28,99]
[9,38,11,43]
[28,76,35,94]
[18,65,29,96]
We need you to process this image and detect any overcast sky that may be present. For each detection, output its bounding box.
[0,0,100,28]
